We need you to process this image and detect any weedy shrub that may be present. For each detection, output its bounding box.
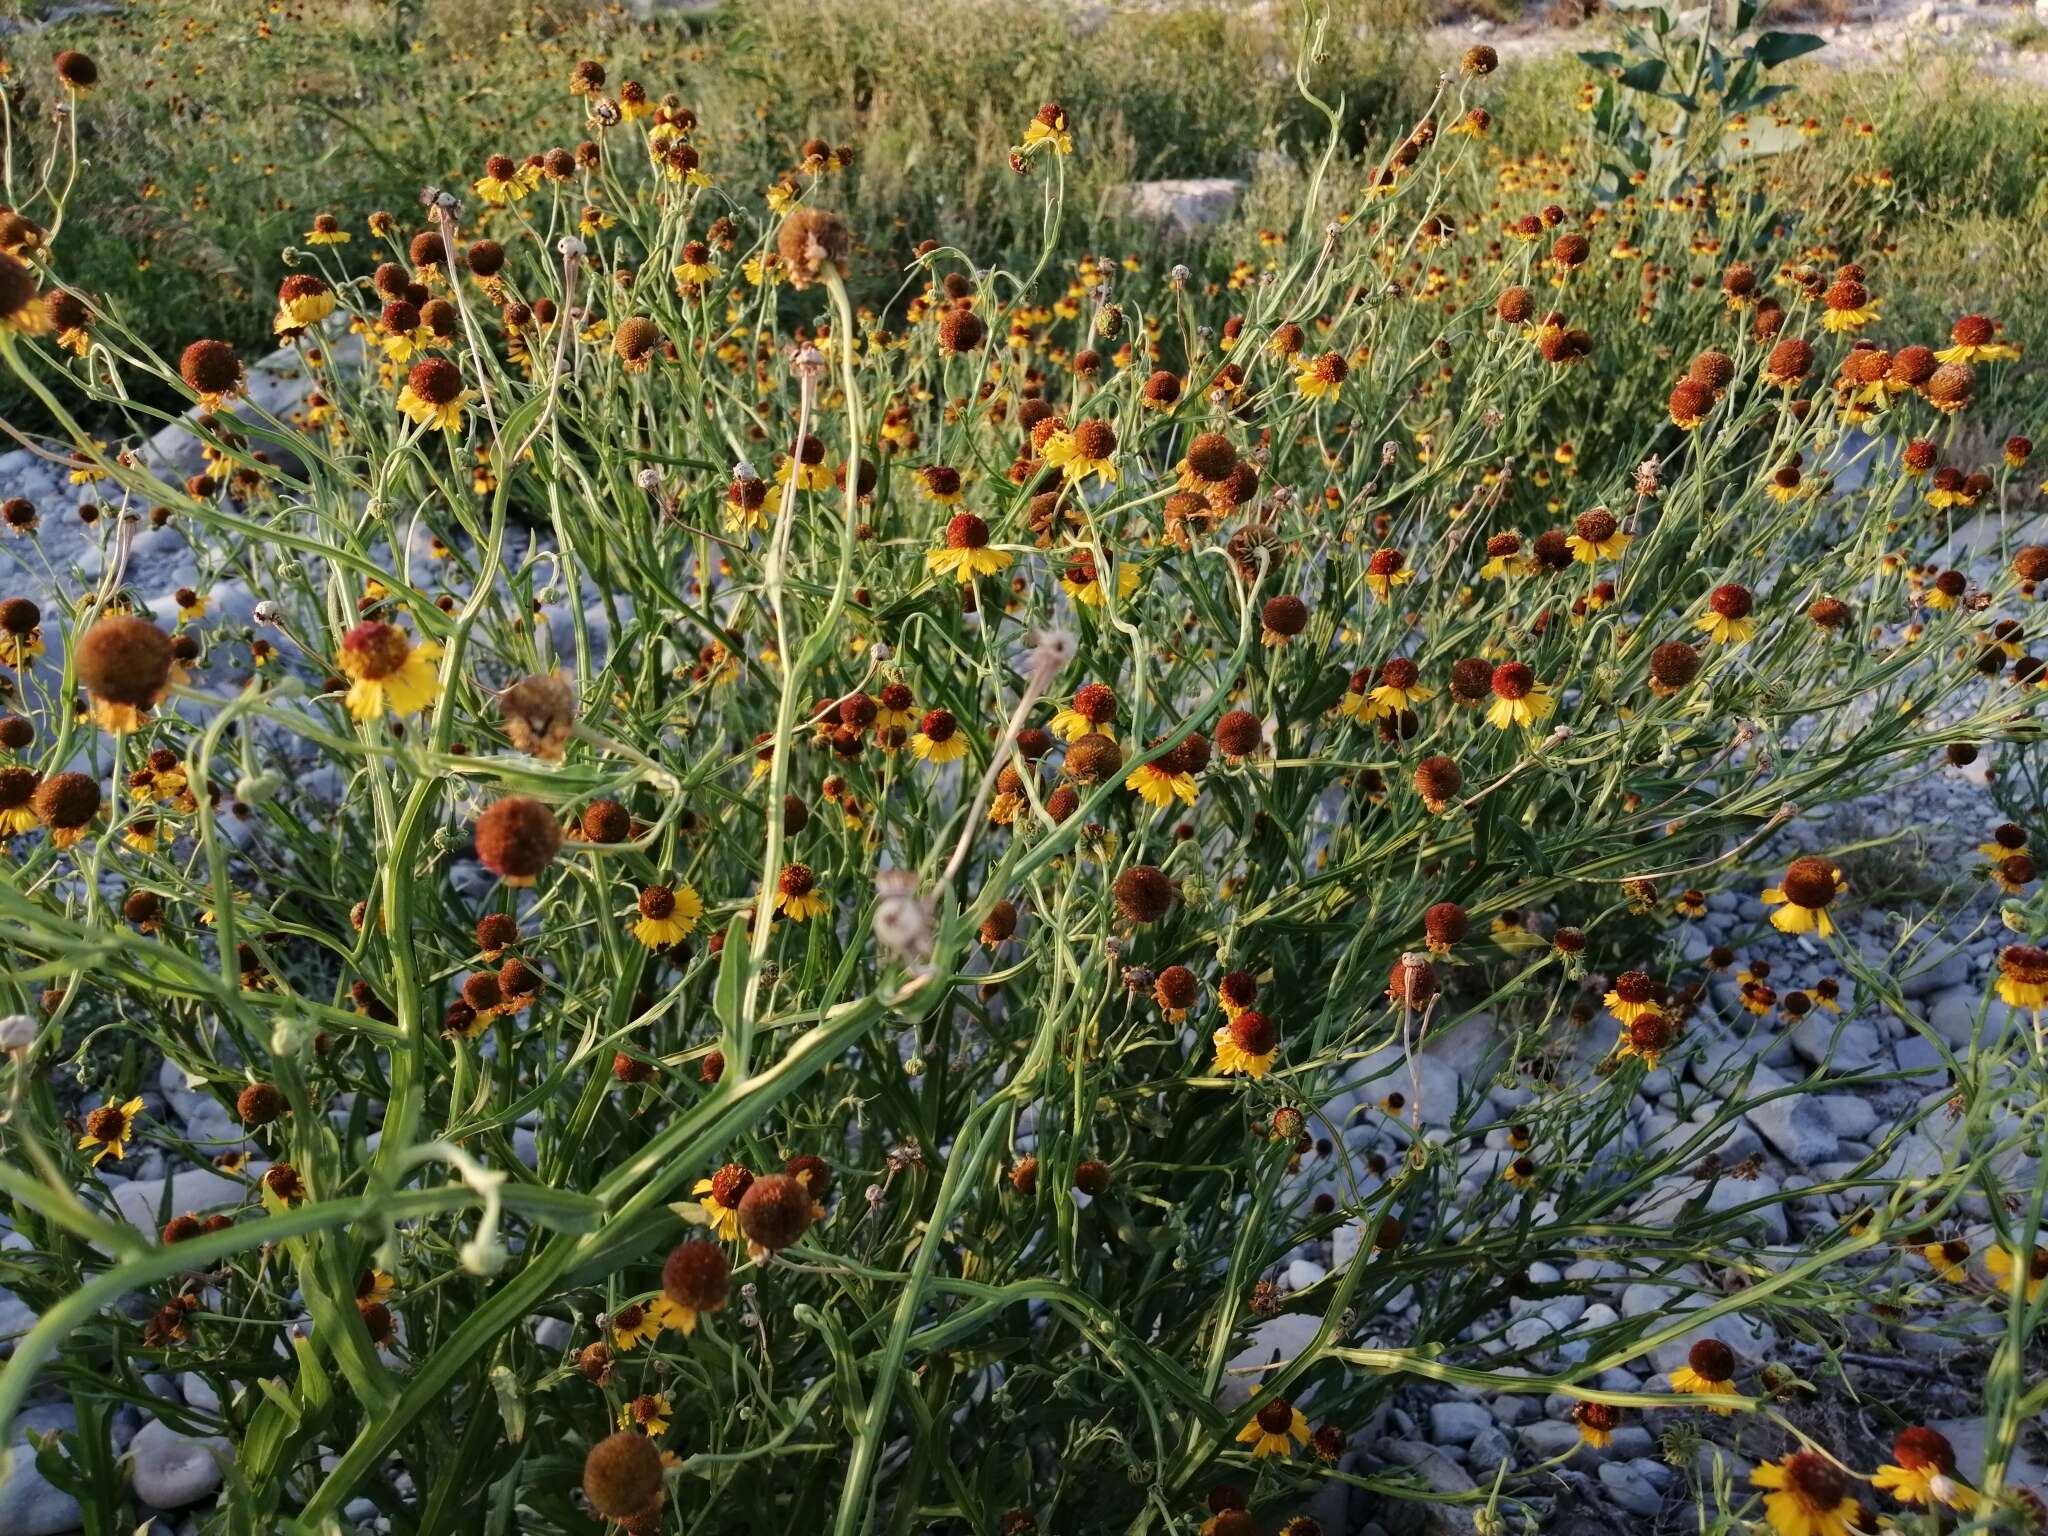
[0,8,2044,1536]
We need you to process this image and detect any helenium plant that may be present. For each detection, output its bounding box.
[0,10,2045,1536]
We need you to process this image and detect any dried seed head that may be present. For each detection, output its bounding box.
[1215,709,1262,758]
[77,617,172,706]
[1064,732,1123,785]
[776,209,852,290]
[661,1239,731,1312]
[1423,901,1468,949]
[583,1432,664,1520]
[580,799,632,844]
[1073,1159,1112,1196]
[500,673,578,760]
[30,770,96,834]
[1649,641,1700,691]
[738,1172,813,1252]
[178,338,243,398]
[1112,866,1175,924]
[236,1082,287,1126]
[474,797,564,883]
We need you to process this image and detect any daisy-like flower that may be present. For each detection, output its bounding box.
[1764,462,1814,502]
[1060,548,1138,607]
[1295,351,1348,400]
[654,1239,730,1337]
[1761,336,1813,389]
[609,1301,661,1351]
[472,155,531,205]
[912,709,969,764]
[396,357,470,433]
[1604,969,1662,1025]
[1990,852,2035,895]
[1260,595,1308,647]
[1176,431,1238,496]
[1051,682,1118,742]
[1615,1010,1675,1070]
[1920,1236,1970,1283]
[672,240,718,291]
[1669,1338,1739,1412]
[337,621,444,722]
[1153,964,1199,1022]
[1698,583,1756,646]
[1924,569,1967,610]
[1367,658,1435,719]
[1873,1427,1973,1510]
[1209,1009,1278,1079]
[1996,945,2048,1008]
[1762,857,1844,938]
[618,1392,672,1437]
[1819,275,1879,333]
[1235,1396,1311,1460]
[1923,361,1975,415]
[273,274,335,337]
[31,771,99,849]
[77,1095,145,1165]
[1668,376,1715,430]
[0,254,52,337]
[1935,313,2019,365]
[631,883,704,950]
[1984,1241,2048,1302]
[0,765,38,835]
[1364,548,1412,600]
[1753,1454,1861,1536]
[303,212,349,245]
[925,512,1011,583]
[776,435,833,492]
[1207,970,1255,1024]
[1485,661,1555,731]
[1503,1154,1538,1188]
[1571,1402,1621,1449]
[1479,532,1525,580]
[1126,735,1204,809]
[376,300,435,363]
[917,465,964,505]
[871,683,915,734]
[693,1164,753,1242]
[773,862,828,922]
[74,615,173,734]
[43,292,93,358]
[129,748,192,808]
[1565,507,1630,564]
[1422,902,1467,955]
[1042,418,1118,485]
[1020,102,1073,157]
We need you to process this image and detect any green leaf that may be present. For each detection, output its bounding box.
[1618,59,1667,92]
[1752,30,1825,66]
[497,1183,606,1232]
[490,1364,526,1443]
[713,911,750,1036]
[1575,49,1624,71]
